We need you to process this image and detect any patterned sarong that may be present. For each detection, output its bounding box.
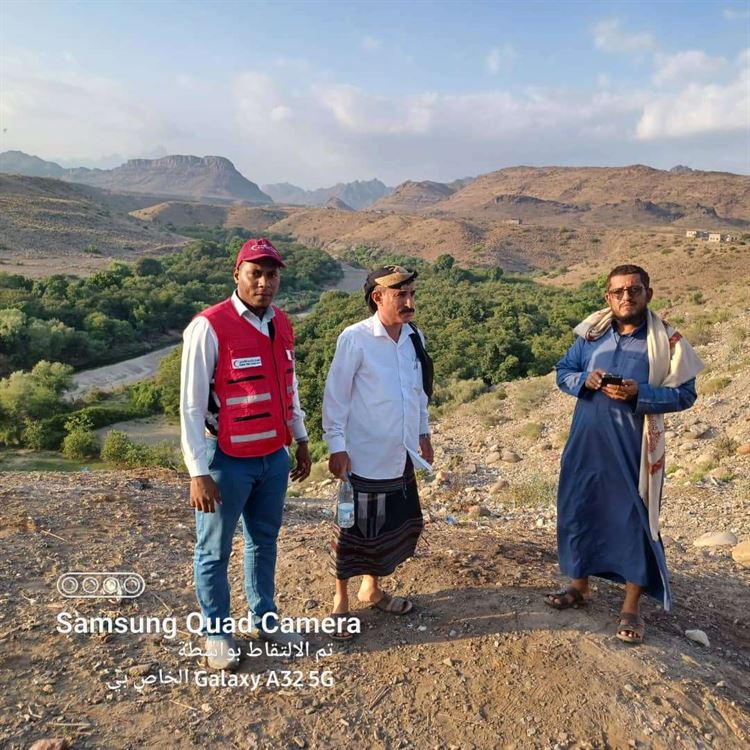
[331,460,423,580]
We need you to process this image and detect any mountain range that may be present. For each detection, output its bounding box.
[0,152,271,204]
[261,179,391,209]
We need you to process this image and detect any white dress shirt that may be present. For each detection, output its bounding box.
[322,312,430,479]
[180,292,308,477]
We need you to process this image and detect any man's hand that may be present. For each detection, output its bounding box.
[419,435,434,464]
[584,368,607,390]
[602,378,639,402]
[328,451,351,480]
[190,475,221,513]
[290,442,312,482]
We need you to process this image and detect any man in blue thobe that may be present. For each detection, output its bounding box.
[546,264,700,644]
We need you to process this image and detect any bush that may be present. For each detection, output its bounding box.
[62,428,99,459]
[61,413,99,460]
[129,381,162,413]
[101,430,181,469]
[518,421,543,440]
[700,376,731,395]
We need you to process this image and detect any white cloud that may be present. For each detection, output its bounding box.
[362,36,382,52]
[652,50,727,86]
[485,45,516,74]
[724,7,750,20]
[637,66,749,139]
[593,18,656,54]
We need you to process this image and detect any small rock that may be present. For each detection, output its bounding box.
[30,742,69,750]
[465,463,478,474]
[435,470,449,486]
[442,658,454,667]
[126,663,154,676]
[731,540,750,566]
[467,504,491,519]
[693,531,738,548]
[501,451,521,463]
[490,479,509,494]
[685,629,710,647]
[320,479,334,488]
[486,451,502,465]
[737,444,750,455]
[201,703,212,713]
[449,629,457,637]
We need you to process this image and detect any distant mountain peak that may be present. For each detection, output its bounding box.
[262,178,391,209]
[0,151,272,204]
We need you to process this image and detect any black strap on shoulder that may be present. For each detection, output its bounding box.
[268,320,275,341]
[408,322,434,401]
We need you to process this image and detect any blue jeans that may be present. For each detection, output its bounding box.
[194,438,289,637]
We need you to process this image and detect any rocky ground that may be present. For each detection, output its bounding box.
[2,309,749,750]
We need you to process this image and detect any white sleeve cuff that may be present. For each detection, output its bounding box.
[325,436,347,454]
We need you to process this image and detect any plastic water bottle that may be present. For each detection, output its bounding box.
[336,477,355,528]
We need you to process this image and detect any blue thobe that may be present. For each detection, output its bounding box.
[555,323,697,610]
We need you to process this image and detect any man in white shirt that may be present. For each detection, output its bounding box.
[180,238,311,669]
[323,265,433,639]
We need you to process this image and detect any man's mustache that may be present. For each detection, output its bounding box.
[399,307,415,314]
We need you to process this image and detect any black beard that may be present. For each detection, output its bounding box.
[614,309,647,327]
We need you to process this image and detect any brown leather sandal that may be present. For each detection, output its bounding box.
[616,612,645,644]
[544,587,590,610]
[370,592,413,615]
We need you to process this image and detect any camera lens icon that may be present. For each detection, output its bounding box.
[56,572,145,599]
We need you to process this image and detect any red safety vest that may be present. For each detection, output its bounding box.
[197,298,295,458]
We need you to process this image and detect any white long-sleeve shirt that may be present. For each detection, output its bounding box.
[322,312,430,479]
[180,292,308,477]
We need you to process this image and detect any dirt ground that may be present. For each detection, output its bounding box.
[0,468,747,750]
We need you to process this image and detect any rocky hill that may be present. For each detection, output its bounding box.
[0,150,65,178]
[370,180,458,212]
[324,197,354,211]
[0,152,272,204]
[0,175,187,276]
[262,178,391,209]
[439,165,750,222]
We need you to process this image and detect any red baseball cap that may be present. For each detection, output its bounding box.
[235,238,286,269]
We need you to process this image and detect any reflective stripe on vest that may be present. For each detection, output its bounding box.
[230,430,278,444]
[225,393,272,406]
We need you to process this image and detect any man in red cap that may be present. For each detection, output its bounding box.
[180,237,311,670]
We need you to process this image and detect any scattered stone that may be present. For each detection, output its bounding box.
[320,479,334,488]
[501,451,521,463]
[465,463,478,474]
[685,629,710,647]
[737,444,750,456]
[731,540,750,566]
[30,741,69,750]
[126,663,153,676]
[490,479,509,494]
[443,658,454,667]
[467,504,491,519]
[693,531,738,548]
[486,451,502,465]
[435,470,449,486]
[201,703,212,713]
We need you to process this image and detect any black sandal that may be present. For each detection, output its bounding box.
[544,587,589,610]
[329,612,358,641]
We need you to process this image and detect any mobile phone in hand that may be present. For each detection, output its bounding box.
[600,373,623,386]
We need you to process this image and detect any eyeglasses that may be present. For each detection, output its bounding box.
[607,285,645,299]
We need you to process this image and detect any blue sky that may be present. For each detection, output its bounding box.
[1,0,748,186]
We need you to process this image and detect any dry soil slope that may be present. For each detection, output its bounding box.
[130,201,291,231]
[440,165,750,222]
[0,175,186,262]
